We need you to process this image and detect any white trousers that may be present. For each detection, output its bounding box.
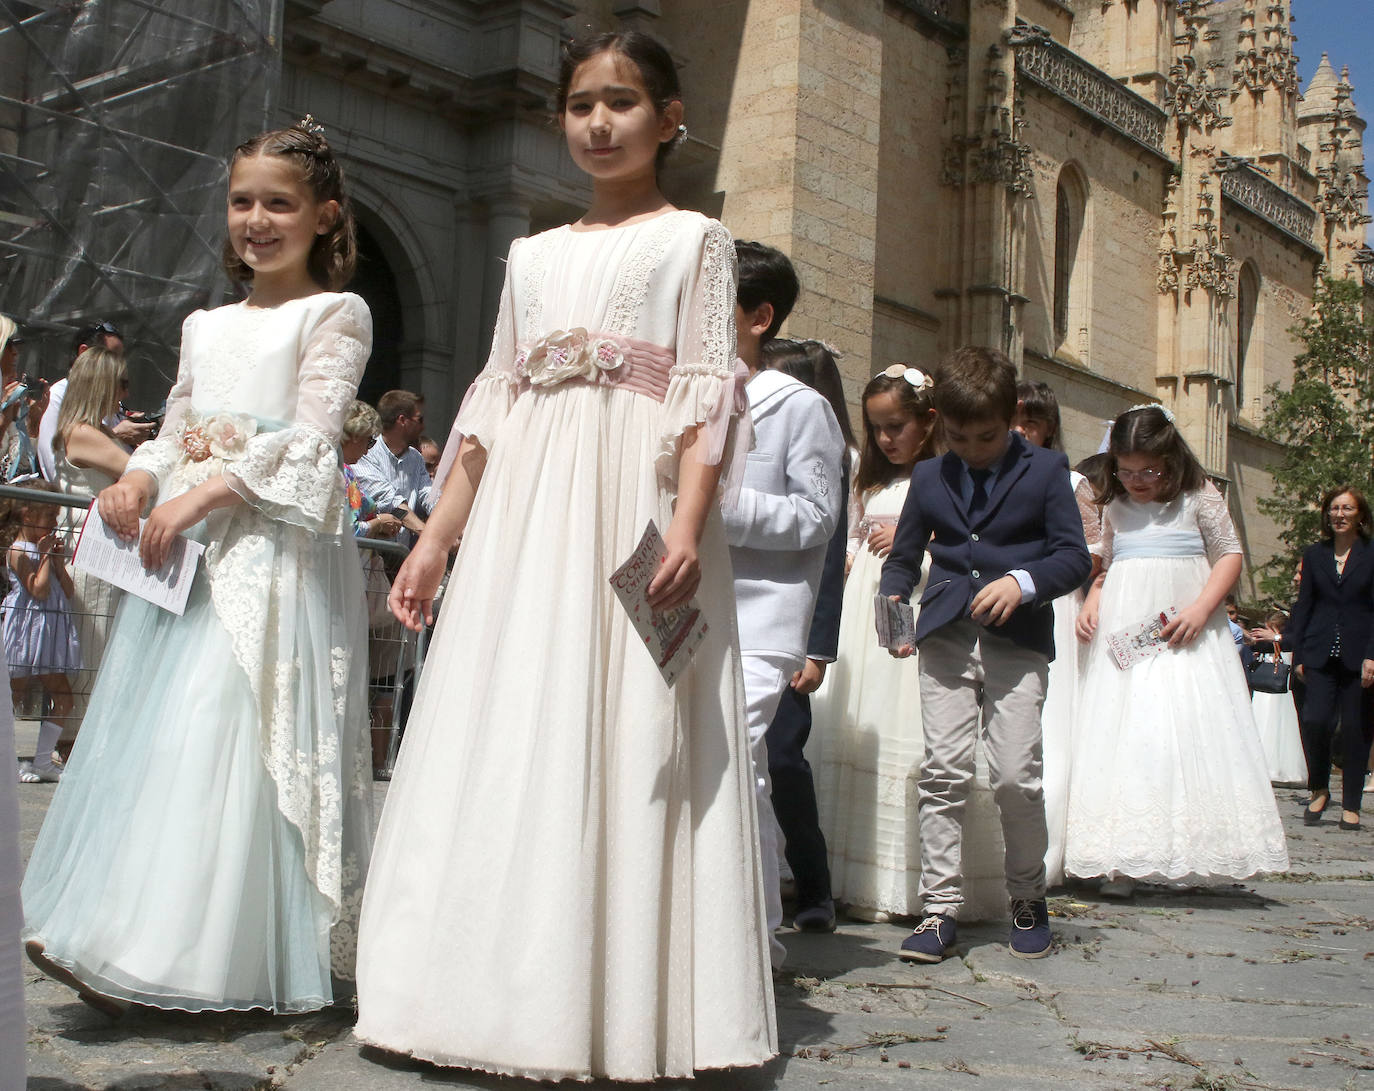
[741,652,801,968]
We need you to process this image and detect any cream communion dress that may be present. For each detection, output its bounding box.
[809,476,1007,922]
[22,292,375,1013]
[355,211,776,1081]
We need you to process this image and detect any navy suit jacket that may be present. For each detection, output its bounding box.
[878,431,1091,661]
[1287,537,1374,671]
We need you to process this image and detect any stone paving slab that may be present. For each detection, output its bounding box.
[13,712,1374,1089]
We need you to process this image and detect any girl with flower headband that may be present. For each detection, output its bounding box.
[1065,404,1287,895]
[808,363,1007,923]
[354,30,772,1080]
[22,117,375,1015]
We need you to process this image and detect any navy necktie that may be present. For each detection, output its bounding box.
[969,468,992,516]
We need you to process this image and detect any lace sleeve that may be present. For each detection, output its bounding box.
[656,218,751,503]
[222,294,372,532]
[847,486,867,559]
[124,312,199,500]
[432,240,522,492]
[1195,481,1242,565]
[1074,476,1104,554]
[1098,502,1116,571]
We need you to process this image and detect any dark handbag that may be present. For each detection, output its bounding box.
[1247,652,1291,694]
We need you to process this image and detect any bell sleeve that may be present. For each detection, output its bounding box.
[432,240,522,492]
[655,218,751,504]
[123,312,199,501]
[222,294,372,532]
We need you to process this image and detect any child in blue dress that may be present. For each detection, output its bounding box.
[3,482,80,783]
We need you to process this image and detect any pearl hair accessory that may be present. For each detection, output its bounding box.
[297,115,326,138]
[882,363,933,391]
[1124,401,1175,424]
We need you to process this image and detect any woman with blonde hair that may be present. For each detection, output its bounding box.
[50,345,132,757]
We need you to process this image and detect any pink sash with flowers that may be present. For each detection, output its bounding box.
[435,328,750,505]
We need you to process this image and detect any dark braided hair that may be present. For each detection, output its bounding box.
[221,117,357,291]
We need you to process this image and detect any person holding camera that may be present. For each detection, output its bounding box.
[36,320,155,482]
[0,316,47,483]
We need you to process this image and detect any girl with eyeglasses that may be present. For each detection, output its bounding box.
[1064,405,1287,897]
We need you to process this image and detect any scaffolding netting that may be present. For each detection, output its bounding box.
[0,0,282,402]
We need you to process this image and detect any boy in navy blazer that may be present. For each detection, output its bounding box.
[879,347,1090,963]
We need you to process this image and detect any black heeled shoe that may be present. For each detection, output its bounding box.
[1302,796,1330,825]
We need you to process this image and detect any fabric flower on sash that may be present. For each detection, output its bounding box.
[181,411,260,463]
[520,328,626,388]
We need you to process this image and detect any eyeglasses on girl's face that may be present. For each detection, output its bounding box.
[1115,467,1163,483]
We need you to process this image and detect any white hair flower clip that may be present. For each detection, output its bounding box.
[1124,401,1175,424]
[883,363,934,391]
[297,114,326,138]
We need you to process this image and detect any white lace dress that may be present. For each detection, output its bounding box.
[809,476,1007,920]
[1251,652,1306,785]
[355,212,775,1081]
[1040,472,1100,886]
[1064,484,1289,882]
[22,292,374,1012]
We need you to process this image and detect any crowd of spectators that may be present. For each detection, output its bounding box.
[2,310,434,782]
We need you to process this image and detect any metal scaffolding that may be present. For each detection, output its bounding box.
[0,0,282,401]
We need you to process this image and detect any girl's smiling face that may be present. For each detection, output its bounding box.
[865,390,934,469]
[1114,451,1168,502]
[227,154,337,289]
[560,51,680,184]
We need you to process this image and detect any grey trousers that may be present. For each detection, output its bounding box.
[916,619,1049,917]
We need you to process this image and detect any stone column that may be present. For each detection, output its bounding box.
[716,0,882,391]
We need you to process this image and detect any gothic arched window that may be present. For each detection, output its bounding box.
[1053,166,1088,358]
[1235,262,1260,415]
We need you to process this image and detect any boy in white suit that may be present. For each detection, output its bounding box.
[725,242,844,966]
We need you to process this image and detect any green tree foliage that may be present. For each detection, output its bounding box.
[1258,276,1374,601]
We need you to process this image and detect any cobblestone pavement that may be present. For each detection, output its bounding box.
[14,718,1374,1090]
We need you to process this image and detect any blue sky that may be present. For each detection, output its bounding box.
[1293,1,1373,109]
[1290,1,1373,241]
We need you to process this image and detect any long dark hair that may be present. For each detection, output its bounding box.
[762,338,856,449]
[1016,379,1063,452]
[1319,485,1373,541]
[855,365,939,496]
[1094,405,1207,505]
[556,31,682,171]
[222,118,357,291]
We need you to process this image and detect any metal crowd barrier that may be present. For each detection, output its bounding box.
[0,482,427,777]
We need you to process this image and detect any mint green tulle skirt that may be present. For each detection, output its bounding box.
[21,526,371,1013]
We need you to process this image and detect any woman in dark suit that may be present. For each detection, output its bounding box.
[1288,486,1374,831]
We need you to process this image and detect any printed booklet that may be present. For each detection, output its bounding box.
[73,500,205,616]
[610,520,709,687]
[1106,606,1179,669]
